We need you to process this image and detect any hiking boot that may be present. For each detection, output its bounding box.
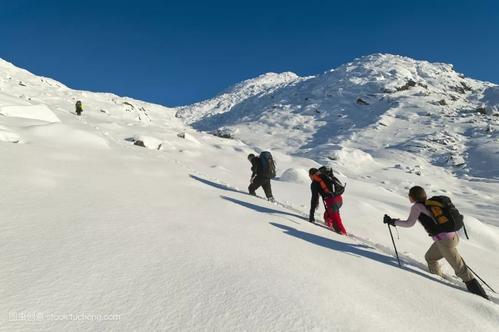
[465,278,489,300]
[268,197,275,203]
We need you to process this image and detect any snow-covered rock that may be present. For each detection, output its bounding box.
[129,135,163,150]
[0,104,60,122]
[279,167,310,184]
[25,123,109,149]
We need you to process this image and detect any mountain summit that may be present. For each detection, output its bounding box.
[176,54,498,179]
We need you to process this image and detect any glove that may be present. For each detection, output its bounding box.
[383,214,396,226]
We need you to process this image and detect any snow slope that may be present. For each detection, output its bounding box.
[1,57,499,331]
[177,54,499,180]
[176,54,499,229]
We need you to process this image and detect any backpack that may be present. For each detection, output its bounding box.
[425,196,464,233]
[318,166,345,196]
[259,151,276,179]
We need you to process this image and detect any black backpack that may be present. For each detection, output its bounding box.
[425,196,464,233]
[318,166,345,196]
[259,151,276,179]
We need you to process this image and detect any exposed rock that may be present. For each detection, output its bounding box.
[212,128,235,139]
[417,82,428,89]
[476,107,487,115]
[134,140,146,147]
[450,85,466,94]
[356,98,369,105]
[395,79,417,92]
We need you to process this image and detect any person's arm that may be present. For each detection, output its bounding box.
[309,183,319,221]
[394,204,422,228]
[250,158,258,178]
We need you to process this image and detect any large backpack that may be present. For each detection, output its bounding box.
[318,166,345,196]
[425,196,464,233]
[259,151,276,179]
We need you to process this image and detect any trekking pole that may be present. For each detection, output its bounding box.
[387,224,402,268]
[462,223,470,240]
[465,263,496,293]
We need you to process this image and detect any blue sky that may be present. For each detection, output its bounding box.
[0,0,498,106]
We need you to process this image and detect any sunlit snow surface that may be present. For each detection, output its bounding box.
[1,56,498,331]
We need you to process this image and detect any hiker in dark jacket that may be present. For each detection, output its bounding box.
[75,100,83,116]
[384,186,488,300]
[309,168,347,235]
[248,153,274,201]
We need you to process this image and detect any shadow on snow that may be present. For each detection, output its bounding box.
[270,222,467,294]
[221,195,304,223]
[191,174,469,296]
[189,174,246,194]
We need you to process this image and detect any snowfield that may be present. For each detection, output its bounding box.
[1,56,499,331]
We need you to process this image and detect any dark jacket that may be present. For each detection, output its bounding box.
[309,176,333,219]
[75,102,83,114]
[250,156,261,178]
[310,181,321,218]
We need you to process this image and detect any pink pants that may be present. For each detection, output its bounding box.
[323,195,347,235]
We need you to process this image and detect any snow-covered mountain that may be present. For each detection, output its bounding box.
[176,54,499,179]
[1,56,498,331]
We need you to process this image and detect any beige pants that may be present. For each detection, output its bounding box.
[424,235,474,282]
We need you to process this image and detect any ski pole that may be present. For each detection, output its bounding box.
[388,224,401,268]
[465,263,496,293]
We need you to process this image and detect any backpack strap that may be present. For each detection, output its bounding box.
[425,199,444,208]
[312,174,332,196]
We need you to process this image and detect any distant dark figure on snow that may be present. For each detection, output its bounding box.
[75,100,83,116]
[247,152,276,201]
[384,186,489,300]
[309,167,347,235]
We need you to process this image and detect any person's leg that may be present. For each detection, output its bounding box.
[248,177,263,195]
[436,236,473,282]
[261,179,273,199]
[425,242,444,277]
[324,196,346,234]
[323,197,333,228]
[436,236,488,299]
[330,211,347,235]
[323,211,333,228]
[331,196,346,234]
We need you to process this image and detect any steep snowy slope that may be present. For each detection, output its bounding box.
[176,54,499,180]
[0,58,183,134]
[1,58,498,331]
[176,72,302,124]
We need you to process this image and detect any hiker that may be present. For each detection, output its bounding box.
[247,152,275,201]
[75,100,83,116]
[309,167,347,235]
[383,186,489,300]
